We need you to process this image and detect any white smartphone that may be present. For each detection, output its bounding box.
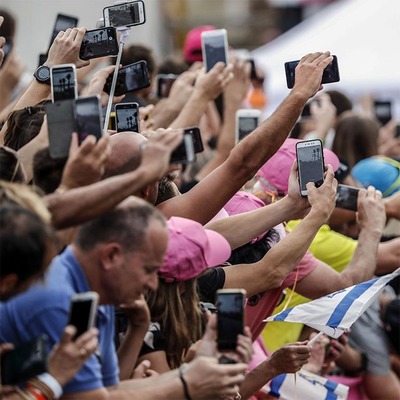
[296,139,325,197]
[74,95,103,144]
[201,29,229,72]
[50,64,78,103]
[235,109,261,143]
[103,1,146,28]
[67,291,99,339]
[115,102,140,132]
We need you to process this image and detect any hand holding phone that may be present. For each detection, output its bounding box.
[67,292,99,340]
[80,27,119,61]
[74,95,104,144]
[285,55,340,89]
[216,289,246,351]
[201,29,229,72]
[47,14,79,54]
[170,132,195,164]
[336,184,360,211]
[296,139,325,196]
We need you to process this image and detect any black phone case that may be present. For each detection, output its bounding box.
[1,335,49,385]
[45,100,76,159]
[80,27,119,61]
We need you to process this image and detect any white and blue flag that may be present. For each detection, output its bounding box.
[265,268,400,338]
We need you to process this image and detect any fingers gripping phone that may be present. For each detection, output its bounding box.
[235,109,261,143]
[336,184,360,211]
[103,60,150,96]
[50,64,78,102]
[103,1,146,28]
[201,29,229,72]
[115,102,139,132]
[80,27,119,61]
[285,55,340,89]
[47,14,79,53]
[74,95,104,144]
[296,139,325,197]
[184,127,204,154]
[216,289,246,351]
[67,292,99,340]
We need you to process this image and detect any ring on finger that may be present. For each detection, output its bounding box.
[79,348,87,357]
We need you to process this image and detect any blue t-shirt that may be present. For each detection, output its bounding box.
[0,246,119,393]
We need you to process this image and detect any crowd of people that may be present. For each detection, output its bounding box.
[0,5,399,400]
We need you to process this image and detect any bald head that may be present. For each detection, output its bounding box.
[104,132,147,178]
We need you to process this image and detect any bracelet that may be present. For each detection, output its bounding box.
[25,384,47,400]
[179,363,192,400]
[37,373,63,399]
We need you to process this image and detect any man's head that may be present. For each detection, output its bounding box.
[0,204,55,300]
[74,197,168,305]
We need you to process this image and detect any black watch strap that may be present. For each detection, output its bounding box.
[34,65,51,85]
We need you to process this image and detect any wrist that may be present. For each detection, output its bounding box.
[179,363,193,400]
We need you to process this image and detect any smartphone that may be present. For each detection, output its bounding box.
[50,64,78,102]
[156,74,178,98]
[285,55,340,89]
[47,13,79,53]
[170,132,195,164]
[103,60,150,96]
[201,29,229,72]
[296,139,325,197]
[67,292,99,340]
[80,27,119,61]
[235,109,261,143]
[374,100,392,126]
[216,289,246,351]
[336,184,360,211]
[45,99,75,159]
[247,58,258,81]
[74,95,103,144]
[38,53,48,68]
[103,1,146,28]
[1,38,12,68]
[1,335,49,385]
[184,126,204,154]
[395,123,400,139]
[115,102,139,132]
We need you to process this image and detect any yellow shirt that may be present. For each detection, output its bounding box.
[262,221,358,351]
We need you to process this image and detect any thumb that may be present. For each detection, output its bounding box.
[69,132,79,155]
[60,325,77,344]
[203,313,217,341]
[135,359,151,376]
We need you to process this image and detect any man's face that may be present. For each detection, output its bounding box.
[115,220,168,305]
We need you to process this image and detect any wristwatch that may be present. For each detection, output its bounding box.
[33,65,51,85]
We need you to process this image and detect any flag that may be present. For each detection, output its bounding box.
[265,268,400,338]
[260,370,349,400]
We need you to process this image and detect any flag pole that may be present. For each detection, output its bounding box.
[308,331,324,346]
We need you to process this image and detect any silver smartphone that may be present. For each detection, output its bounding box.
[50,64,78,103]
[103,1,146,28]
[115,102,140,132]
[235,109,261,143]
[201,29,229,72]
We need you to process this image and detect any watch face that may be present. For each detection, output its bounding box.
[37,66,50,81]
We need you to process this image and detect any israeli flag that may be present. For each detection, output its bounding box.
[265,268,400,338]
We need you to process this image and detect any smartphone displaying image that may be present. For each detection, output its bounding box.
[296,139,325,197]
[336,184,360,211]
[50,64,78,102]
[170,133,195,164]
[285,55,340,89]
[45,99,75,159]
[235,109,261,143]
[67,292,99,340]
[103,0,146,28]
[115,102,139,132]
[74,95,103,143]
[156,74,178,98]
[103,60,150,96]
[80,27,119,61]
[184,127,204,154]
[374,100,392,126]
[201,29,229,72]
[47,14,79,53]
[216,289,246,351]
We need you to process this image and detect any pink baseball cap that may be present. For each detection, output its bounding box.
[159,216,231,282]
[257,138,340,195]
[183,25,216,64]
[224,191,266,243]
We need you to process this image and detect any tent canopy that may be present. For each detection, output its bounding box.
[252,0,400,118]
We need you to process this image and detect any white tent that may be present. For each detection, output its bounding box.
[252,0,400,118]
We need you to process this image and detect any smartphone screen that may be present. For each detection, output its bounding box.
[48,14,79,53]
[156,74,178,98]
[170,133,195,164]
[216,289,245,351]
[104,60,150,96]
[103,1,146,28]
[67,292,99,339]
[296,139,325,196]
[116,102,139,132]
[184,127,204,154]
[80,27,119,61]
[285,55,340,89]
[374,100,392,126]
[237,115,259,142]
[201,29,228,72]
[51,64,77,102]
[74,96,103,143]
[336,184,359,211]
